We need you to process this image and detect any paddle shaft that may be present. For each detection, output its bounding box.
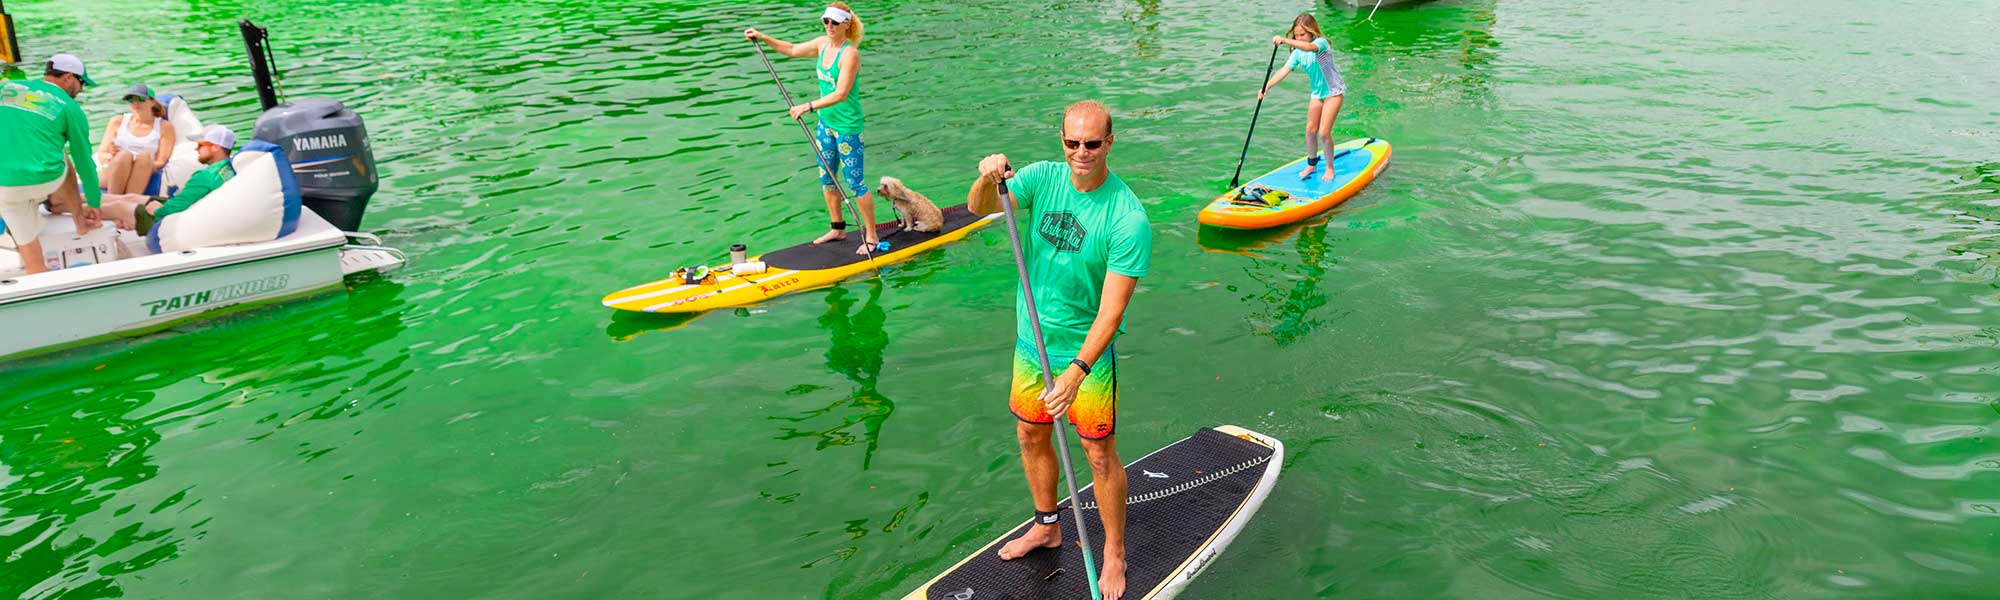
[748,39,879,266]
[1230,43,1283,188]
[996,173,1104,600]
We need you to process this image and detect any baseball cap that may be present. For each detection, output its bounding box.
[123,83,155,102]
[47,54,96,87]
[198,125,237,152]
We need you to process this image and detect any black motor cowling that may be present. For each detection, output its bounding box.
[252,100,378,231]
[241,20,379,231]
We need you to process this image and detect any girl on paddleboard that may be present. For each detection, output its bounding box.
[746,3,880,255]
[1257,13,1348,182]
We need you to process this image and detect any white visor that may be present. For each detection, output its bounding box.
[821,7,852,24]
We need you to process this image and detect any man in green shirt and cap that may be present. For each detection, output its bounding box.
[1,53,103,274]
[107,125,237,233]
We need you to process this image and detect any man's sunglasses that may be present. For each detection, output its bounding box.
[1063,138,1108,150]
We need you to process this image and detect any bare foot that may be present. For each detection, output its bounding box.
[812,229,846,245]
[1322,167,1338,182]
[854,239,879,255]
[1099,554,1127,600]
[996,523,1062,560]
[1297,162,1316,179]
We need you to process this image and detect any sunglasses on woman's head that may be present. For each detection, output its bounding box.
[1063,138,1107,150]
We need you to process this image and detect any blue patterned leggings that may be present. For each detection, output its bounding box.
[814,124,868,198]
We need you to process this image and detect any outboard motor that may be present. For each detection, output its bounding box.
[240,20,378,231]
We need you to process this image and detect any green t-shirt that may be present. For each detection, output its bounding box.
[1008,161,1151,359]
[155,160,235,221]
[0,78,102,206]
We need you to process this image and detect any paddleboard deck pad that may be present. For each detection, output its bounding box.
[1199,137,1392,230]
[903,425,1284,600]
[602,205,997,313]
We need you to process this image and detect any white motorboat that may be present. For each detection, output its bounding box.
[0,213,402,360]
[0,20,403,362]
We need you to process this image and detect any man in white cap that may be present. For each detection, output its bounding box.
[0,53,103,274]
[111,125,237,233]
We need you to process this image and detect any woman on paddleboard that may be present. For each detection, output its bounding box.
[745,3,880,255]
[1258,13,1348,182]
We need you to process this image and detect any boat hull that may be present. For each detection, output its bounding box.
[0,211,381,361]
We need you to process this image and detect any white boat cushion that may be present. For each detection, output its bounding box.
[150,140,304,252]
[161,94,207,190]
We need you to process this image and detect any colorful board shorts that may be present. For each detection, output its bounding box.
[1009,344,1118,440]
[814,124,868,198]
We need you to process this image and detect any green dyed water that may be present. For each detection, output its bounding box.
[6,0,1999,597]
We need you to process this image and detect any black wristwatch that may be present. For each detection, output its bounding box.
[1069,358,1092,376]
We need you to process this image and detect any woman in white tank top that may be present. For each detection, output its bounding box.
[95,83,176,195]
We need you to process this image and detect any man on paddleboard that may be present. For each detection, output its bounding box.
[967,100,1151,600]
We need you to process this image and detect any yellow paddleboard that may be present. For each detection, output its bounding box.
[603,205,998,313]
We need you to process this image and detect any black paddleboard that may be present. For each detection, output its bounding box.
[902,426,1285,600]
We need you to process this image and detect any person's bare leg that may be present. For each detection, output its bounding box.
[15,237,49,274]
[104,151,135,195]
[998,420,1064,559]
[126,154,157,194]
[1320,96,1344,182]
[1081,434,1127,600]
[813,186,847,244]
[1299,99,1323,179]
[98,194,148,230]
[852,192,878,255]
[49,165,81,217]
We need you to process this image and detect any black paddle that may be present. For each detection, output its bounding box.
[748,38,879,267]
[1229,43,1283,189]
[996,165,1104,600]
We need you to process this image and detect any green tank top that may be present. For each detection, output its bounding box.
[815,41,863,134]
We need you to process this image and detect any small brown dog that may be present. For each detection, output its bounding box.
[876,176,944,233]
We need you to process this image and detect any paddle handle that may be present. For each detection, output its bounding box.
[996,170,1104,600]
[1230,43,1283,189]
[748,39,879,266]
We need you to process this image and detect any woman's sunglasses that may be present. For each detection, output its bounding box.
[822,18,846,25]
[1063,138,1107,150]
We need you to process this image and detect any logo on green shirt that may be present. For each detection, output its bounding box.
[1039,212,1087,253]
[0,81,61,120]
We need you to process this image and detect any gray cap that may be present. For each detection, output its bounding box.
[123,83,155,102]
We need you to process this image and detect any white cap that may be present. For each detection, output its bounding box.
[198,125,237,152]
[47,54,96,86]
[821,6,852,24]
